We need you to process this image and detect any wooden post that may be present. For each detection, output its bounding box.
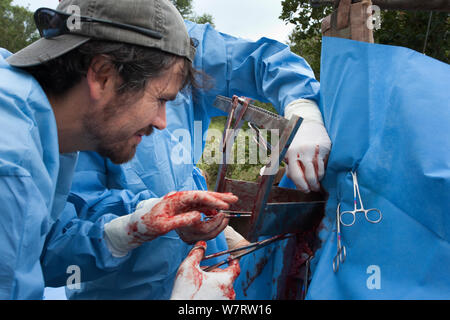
[313,0,450,12]
[322,0,375,43]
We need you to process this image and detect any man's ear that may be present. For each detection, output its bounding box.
[86,55,118,102]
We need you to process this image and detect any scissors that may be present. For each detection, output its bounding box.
[333,203,346,273]
[339,171,382,227]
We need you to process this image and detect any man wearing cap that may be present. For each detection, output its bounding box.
[0,0,241,300]
[40,8,331,300]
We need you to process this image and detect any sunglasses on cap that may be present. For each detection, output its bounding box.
[34,7,163,40]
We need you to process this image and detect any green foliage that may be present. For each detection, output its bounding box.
[198,117,224,189]
[170,0,194,18]
[281,0,450,79]
[280,0,333,41]
[198,101,278,190]
[191,13,215,27]
[280,0,333,79]
[0,0,39,53]
[170,0,215,27]
[225,101,277,186]
[374,11,449,62]
[198,115,263,190]
[289,33,323,80]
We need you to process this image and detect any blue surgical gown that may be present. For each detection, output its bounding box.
[41,21,320,299]
[0,49,78,299]
[305,37,450,300]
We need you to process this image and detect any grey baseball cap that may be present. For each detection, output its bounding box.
[7,0,195,67]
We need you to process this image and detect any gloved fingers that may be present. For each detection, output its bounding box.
[207,192,239,204]
[180,240,207,268]
[302,159,320,192]
[163,210,203,230]
[317,144,330,180]
[227,259,241,282]
[164,191,238,204]
[177,215,229,243]
[165,191,238,213]
[166,191,176,197]
[198,216,229,241]
[192,212,227,234]
[286,154,310,193]
[229,239,251,259]
[199,208,219,217]
[210,259,241,282]
[317,156,325,182]
[290,145,329,192]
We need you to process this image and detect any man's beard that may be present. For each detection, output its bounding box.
[97,139,139,164]
[97,125,154,164]
[83,97,154,164]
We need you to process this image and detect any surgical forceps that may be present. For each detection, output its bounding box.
[333,203,346,273]
[202,233,294,272]
[339,171,382,227]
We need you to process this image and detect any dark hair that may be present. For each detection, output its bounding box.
[24,39,204,98]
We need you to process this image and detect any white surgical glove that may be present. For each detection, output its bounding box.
[103,191,238,257]
[224,226,250,258]
[284,99,331,193]
[170,241,241,300]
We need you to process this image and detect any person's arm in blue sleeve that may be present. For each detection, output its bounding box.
[41,151,238,287]
[41,151,156,286]
[185,20,319,116]
[186,21,331,193]
[0,54,67,298]
[0,174,53,299]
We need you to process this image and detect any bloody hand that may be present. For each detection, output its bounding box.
[170,241,241,300]
[172,192,240,244]
[141,191,238,244]
[283,99,331,193]
[103,191,238,257]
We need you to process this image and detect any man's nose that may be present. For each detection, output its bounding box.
[153,105,167,130]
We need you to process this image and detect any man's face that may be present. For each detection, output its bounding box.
[84,59,186,164]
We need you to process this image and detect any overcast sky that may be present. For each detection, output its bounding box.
[12,0,295,43]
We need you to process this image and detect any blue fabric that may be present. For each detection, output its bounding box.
[232,174,298,300]
[236,38,450,300]
[41,21,319,299]
[0,50,78,299]
[234,236,291,299]
[306,37,450,299]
